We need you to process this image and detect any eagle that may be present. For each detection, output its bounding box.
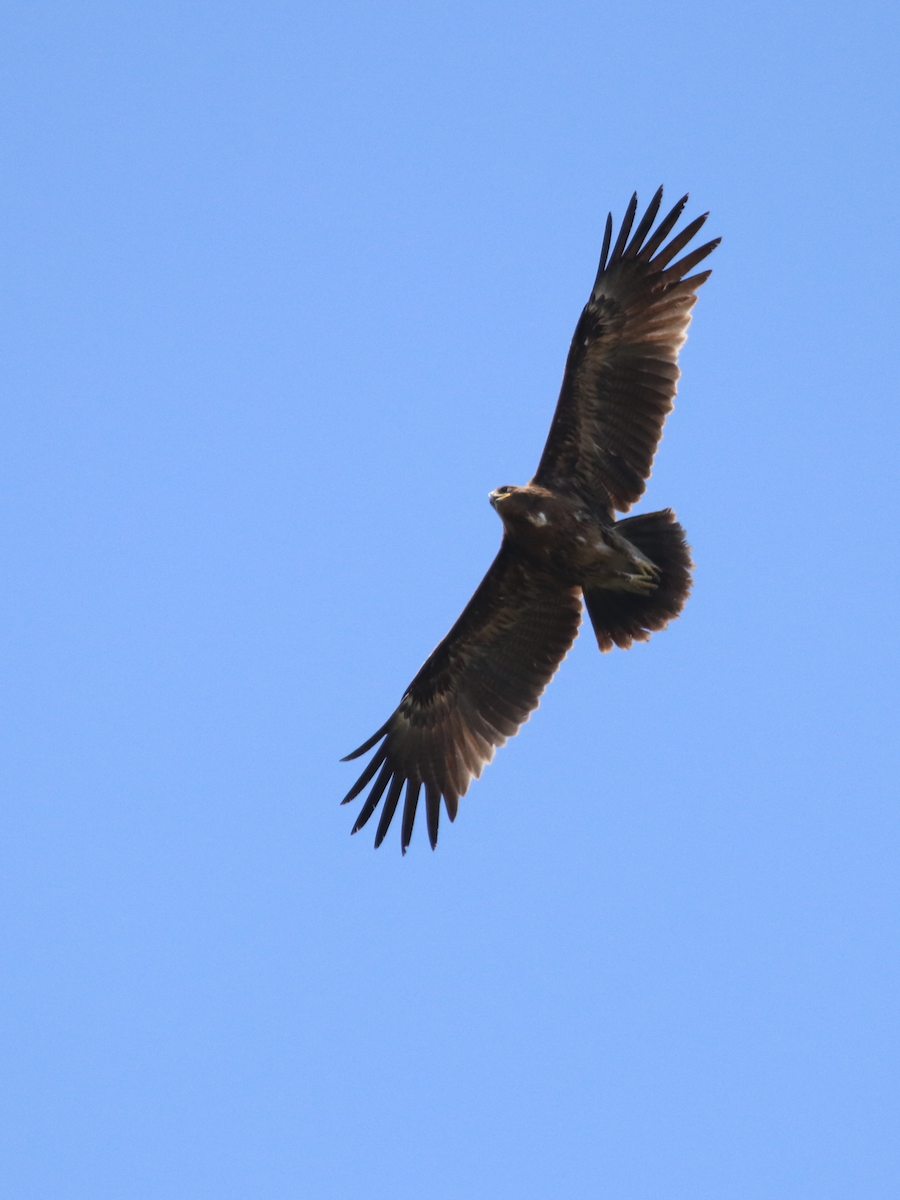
[341,187,719,852]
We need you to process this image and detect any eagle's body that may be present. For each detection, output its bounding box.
[489,484,657,592]
[341,188,718,852]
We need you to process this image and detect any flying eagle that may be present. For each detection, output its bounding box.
[341,188,719,852]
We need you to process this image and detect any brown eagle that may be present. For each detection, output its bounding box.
[342,188,719,852]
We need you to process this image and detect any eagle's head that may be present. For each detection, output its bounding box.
[488,485,518,509]
[488,484,559,537]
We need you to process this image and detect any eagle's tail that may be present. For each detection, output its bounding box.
[583,509,693,652]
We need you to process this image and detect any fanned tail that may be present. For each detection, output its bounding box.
[583,509,693,652]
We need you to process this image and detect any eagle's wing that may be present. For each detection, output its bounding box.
[341,540,582,853]
[532,187,719,512]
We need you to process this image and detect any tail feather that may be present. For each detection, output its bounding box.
[583,509,693,652]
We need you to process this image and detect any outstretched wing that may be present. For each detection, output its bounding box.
[341,540,582,853]
[532,187,719,512]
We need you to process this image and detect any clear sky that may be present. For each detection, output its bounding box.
[2,1,899,1196]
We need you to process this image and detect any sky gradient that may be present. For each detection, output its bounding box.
[2,1,899,1196]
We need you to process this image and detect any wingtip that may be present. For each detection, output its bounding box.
[637,192,690,262]
[340,720,391,761]
[400,779,421,855]
[651,211,715,271]
[624,187,665,259]
[596,212,613,277]
[609,192,639,265]
[339,744,388,805]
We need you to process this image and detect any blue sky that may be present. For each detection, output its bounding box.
[2,1,899,1196]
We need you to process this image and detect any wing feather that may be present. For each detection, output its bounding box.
[637,193,688,261]
[401,781,422,855]
[374,775,404,848]
[597,212,613,274]
[425,781,442,851]
[609,192,638,263]
[624,185,663,257]
[342,539,582,851]
[340,745,387,805]
[350,759,392,833]
[534,189,718,512]
[651,212,710,269]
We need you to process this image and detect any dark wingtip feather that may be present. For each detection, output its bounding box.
[638,193,688,262]
[665,236,721,280]
[425,782,441,850]
[624,186,664,258]
[609,192,638,265]
[678,268,714,291]
[595,212,613,279]
[373,774,404,848]
[400,779,422,855]
[650,212,709,270]
[340,720,391,761]
[350,760,392,832]
[340,745,388,805]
